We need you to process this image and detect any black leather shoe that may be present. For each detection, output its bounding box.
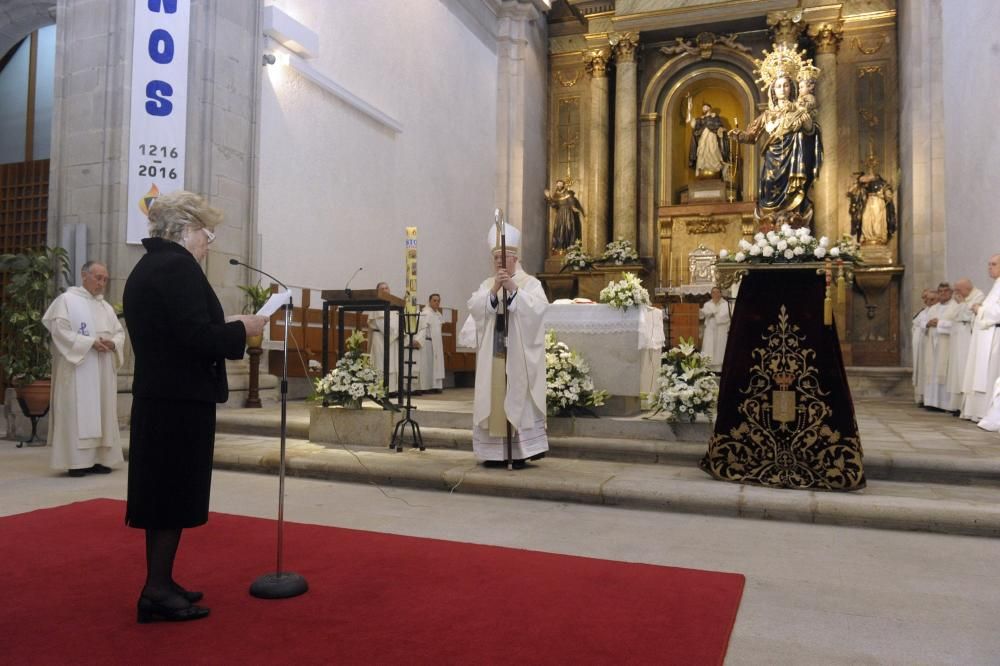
[90,464,113,474]
[137,596,210,623]
[68,468,88,477]
[173,582,204,603]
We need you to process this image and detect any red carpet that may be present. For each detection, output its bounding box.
[1,499,744,664]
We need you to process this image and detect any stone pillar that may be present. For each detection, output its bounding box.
[583,47,610,254]
[767,10,807,47]
[495,1,542,251]
[638,113,658,260]
[611,31,639,245]
[810,22,843,242]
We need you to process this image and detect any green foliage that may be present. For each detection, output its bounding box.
[238,281,272,314]
[0,247,70,386]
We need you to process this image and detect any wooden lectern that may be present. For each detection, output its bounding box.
[320,288,405,408]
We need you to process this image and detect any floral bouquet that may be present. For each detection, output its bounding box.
[600,238,639,265]
[560,240,594,271]
[599,272,650,311]
[717,225,860,264]
[545,330,608,417]
[313,330,387,408]
[644,338,718,422]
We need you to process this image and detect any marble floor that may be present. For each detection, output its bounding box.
[2,431,1000,665]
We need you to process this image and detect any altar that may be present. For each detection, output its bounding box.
[544,303,665,416]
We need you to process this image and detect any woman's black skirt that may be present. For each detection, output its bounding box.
[126,397,217,529]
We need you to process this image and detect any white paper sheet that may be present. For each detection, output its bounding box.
[256,290,291,318]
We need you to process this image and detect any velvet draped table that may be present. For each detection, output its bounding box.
[701,264,866,491]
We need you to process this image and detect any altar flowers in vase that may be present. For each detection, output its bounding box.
[717,224,859,265]
[599,238,639,265]
[313,330,387,408]
[644,338,719,423]
[599,272,650,311]
[560,240,594,271]
[545,330,608,417]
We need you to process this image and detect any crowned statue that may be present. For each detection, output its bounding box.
[729,44,824,230]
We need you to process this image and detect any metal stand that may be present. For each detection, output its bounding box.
[250,294,308,599]
[14,398,48,447]
[391,312,424,452]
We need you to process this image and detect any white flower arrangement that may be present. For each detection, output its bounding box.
[561,240,594,271]
[717,225,860,265]
[644,337,719,422]
[313,330,387,407]
[598,272,650,311]
[600,238,639,265]
[545,330,608,416]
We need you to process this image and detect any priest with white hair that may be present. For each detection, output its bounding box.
[467,221,549,468]
[41,260,125,476]
[961,254,1000,421]
[944,278,984,412]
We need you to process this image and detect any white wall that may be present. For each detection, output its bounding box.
[258,0,501,315]
[941,0,1000,284]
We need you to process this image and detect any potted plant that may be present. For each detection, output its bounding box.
[238,281,272,348]
[0,247,70,413]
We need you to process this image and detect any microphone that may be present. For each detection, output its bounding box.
[344,266,363,297]
[229,257,289,292]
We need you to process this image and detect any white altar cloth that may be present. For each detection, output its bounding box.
[544,303,665,410]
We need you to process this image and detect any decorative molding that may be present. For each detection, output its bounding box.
[853,35,888,55]
[583,47,610,78]
[767,10,806,47]
[857,64,882,78]
[660,32,750,60]
[556,68,583,87]
[686,218,727,235]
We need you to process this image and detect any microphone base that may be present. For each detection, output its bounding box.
[249,571,309,599]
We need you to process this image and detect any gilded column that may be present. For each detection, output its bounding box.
[583,47,610,254]
[611,32,639,245]
[810,22,843,242]
[639,113,658,260]
[767,10,806,47]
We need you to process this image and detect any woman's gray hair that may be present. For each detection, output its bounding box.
[147,191,223,242]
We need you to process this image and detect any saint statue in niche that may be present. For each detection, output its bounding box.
[544,179,585,253]
[848,153,896,246]
[686,97,730,178]
[729,44,823,230]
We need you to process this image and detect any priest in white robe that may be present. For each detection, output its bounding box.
[41,261,125,476]
[416,293,445,393]
[469,222,549,468]
[961,255,1000,421]
[945,279,984,411]
[922,283,960,409]
[368,281,400,395]
[911,289,937,405]
[699,286,731,372]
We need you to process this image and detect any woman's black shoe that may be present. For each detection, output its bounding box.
[137,595,210,623]
[173,582,203,603]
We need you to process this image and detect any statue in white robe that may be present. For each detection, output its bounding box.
[41,266,125,475]
[961,263,1000,421]
[469,223,549,467]
[922,284,960,409]
[945,281,984,411]
[699,287,731,372]
[416,297,445,392]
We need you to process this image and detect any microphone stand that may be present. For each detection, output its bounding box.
[494,210,514,471]
[230,258,308,599]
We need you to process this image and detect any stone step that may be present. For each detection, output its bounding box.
[199,432,1000,539]
[213,411,1000,488]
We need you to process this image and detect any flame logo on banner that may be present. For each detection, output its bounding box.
[138,183,160,217]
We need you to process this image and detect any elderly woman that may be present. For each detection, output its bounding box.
[123,191,266,623]
[467,223,549,468]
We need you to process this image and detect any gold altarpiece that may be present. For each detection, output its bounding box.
[543,2,902,367]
